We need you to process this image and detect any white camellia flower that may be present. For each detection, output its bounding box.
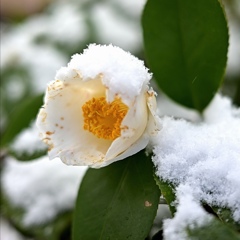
[36,44,160,168]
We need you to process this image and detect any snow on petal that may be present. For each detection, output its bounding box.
[68,44,151,103]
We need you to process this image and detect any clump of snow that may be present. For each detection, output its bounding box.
[11,121,47,156]
[68,44,152,101]
[163,191,213,240]
[1,156,87,226]
[153,94,240,221]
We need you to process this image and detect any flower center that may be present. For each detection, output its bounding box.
[82,97,129,140]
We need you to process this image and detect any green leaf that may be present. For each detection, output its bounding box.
[0,94,43,147]
[154,175,176,215]
[72,150,161,240]
[212,207,240,232]
[187,217,240,240]
[142,0,228,112]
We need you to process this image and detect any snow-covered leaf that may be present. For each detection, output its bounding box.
[163,193,240,240]
[212,207,240,232]
[154,175,176,215]
[153,95,240,223]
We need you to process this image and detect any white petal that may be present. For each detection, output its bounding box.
[146,90,162,135]
[105,90,148,162]
[37,75,115,166]
[102,133,149,167]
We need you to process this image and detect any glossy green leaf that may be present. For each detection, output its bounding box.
[72,150,161,240]
[154,175,176,215]
[142,0,228,111]
[187,217,240,240]
[0,94,43,147]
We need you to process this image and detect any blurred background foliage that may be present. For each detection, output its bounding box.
[0,0,239,239]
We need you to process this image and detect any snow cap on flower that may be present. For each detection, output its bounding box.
[63,44,152,103]
[37,44,160,168]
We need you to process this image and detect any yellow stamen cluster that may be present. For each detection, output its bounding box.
[82,97,129,140]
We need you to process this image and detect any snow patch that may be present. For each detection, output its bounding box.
[153,94,240,221]
[1,157,87,226]
[163,191,213,240]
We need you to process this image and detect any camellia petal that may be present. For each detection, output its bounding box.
[36,44,160,168]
